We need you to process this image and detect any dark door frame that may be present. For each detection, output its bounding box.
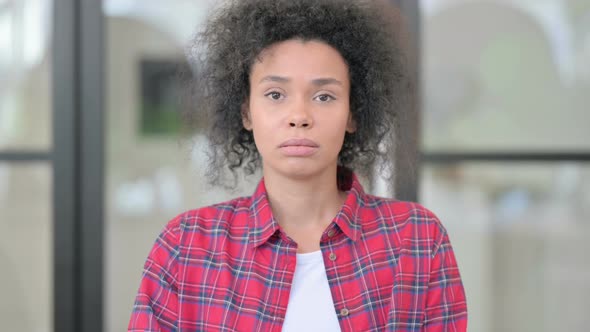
[53,0,104,331]
[391,0,421,202]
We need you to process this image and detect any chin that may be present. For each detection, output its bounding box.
[266,160,333,180]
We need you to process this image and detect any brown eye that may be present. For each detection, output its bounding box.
[265,91,283,100]
[315,94,335,102]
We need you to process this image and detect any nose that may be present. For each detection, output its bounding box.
[288,100,313,128]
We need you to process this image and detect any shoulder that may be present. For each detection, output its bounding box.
[362,194,445,229]
[360,194,448,251]
[157,195,253,245]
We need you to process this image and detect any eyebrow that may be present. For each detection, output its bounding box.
[259,75,343,86]
[311,78,343,87]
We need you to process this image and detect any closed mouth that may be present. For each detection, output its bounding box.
[279,138,319,148]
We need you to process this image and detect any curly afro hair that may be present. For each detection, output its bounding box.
[184,0,410,186]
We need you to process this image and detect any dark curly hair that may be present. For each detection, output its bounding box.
[184,0,410,187]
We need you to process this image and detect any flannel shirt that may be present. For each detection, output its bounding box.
[129,172,467,331]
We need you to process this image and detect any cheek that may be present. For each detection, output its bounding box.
[249,116,274,152]
[249,112,272,134]
[321,113,351,136]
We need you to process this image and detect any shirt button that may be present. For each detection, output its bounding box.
[327,229,335,237]
[340,308,349,317]
[329,252,337,261]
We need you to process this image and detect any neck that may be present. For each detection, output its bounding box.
[263,167,346,232]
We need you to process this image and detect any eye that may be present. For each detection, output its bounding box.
[315,94,335,102]
[265,91,284,100]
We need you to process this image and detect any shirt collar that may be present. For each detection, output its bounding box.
[248,170,365,247]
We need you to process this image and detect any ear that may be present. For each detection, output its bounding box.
[346,112,357,133]
[241,99,252,131]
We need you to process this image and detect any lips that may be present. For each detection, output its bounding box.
[278,138,319,157]
[279,138,319,148]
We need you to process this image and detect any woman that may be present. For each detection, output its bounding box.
[129,0,467,331]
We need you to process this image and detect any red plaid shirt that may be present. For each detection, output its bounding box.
[129,173,467,331]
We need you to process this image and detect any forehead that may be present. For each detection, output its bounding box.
[250,39,349,81]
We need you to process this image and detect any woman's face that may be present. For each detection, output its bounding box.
[243,39,356,180]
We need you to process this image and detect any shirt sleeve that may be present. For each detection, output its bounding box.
[423,229,468,331]
[128,219,181,332]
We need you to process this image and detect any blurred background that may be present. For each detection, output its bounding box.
[0,0,589,331]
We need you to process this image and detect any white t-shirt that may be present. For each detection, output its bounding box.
[282,250,341,332]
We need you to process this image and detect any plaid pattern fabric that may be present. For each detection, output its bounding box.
[129,173,467,331]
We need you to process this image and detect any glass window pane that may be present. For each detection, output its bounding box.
[0,163,53,331]
[421,1,590,152]
[420,163,590,332]
[103,2,256,331]
[0,0,52,151]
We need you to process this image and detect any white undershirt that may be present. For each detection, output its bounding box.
[282,250,341,332]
